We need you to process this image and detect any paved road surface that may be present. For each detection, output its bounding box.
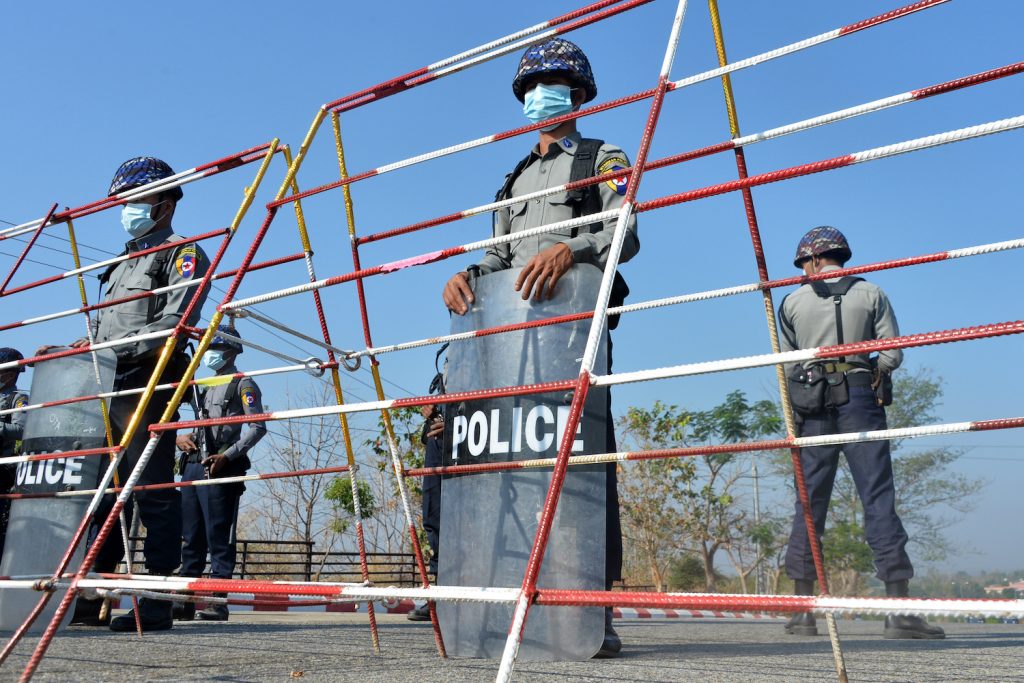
[2,613,1021,682]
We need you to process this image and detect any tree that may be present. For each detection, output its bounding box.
[724,513,789,595]
[616,392,783,592]
[679,391,783,592]
[239,383,352,578]
[342,406,428,556]
[617,402,695,591]
[243,384,348,545]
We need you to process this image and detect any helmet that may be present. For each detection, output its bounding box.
[0,347,25,373]
[793,226,852,268]
[512,38,597,104]
[209,325,243,354]
[108,156,183,201]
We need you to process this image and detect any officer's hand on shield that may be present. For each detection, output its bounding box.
[515,242,573,301]
[176,434,198,453]
[35,342,81,357]
[443,271,474,315]
[202,453,228,477]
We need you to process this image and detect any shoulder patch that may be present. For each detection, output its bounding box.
[14,395,27,409]
[598,157,629,196]
[175,244,199,278]
[240,385,257,407]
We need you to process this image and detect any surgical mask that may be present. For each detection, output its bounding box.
[203,350,228,371]
[523,83,575,130]
[120,202,160,238]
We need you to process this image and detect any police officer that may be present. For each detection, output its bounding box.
[41,157,211,631]
[174,325,266,621]
[408,350,446,622]
[441,38,638,657]
[778,226,943,640]
[0,348,29,557]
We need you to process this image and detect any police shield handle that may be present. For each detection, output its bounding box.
[0,348,116,632]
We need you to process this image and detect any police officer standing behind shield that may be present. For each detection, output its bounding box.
[174,325,266,621]
[0,349,29,557]
[778,226,943,640]
[441,39,638,657]
[40,157,210,631]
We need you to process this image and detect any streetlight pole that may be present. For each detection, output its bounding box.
[752,455,763,595]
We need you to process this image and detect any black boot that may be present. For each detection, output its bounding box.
[110,597,173,632]
[883,580,945,640]
[784,579,819,636]
[172,595,196,621]
[594,608,621,658]
[70,597,111,627]
[197,594,229,621]
[406,602,432,621]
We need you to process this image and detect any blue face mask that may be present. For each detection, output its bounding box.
[120,202,159,238]
[523,83,575,130]
[203,350,228,371]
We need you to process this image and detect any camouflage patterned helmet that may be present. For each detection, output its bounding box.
[108,156,183,201]
[209,325,243,354]
[793,226,852,268]
[0,347,25,373]
[512,38,597,104]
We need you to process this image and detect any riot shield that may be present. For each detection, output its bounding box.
[0,348,115,631]
[438,265,608,660]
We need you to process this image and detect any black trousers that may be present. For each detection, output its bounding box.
[605,339,623,584]
[90,357,184,575]
[422,436,442,576]
[180,462,243,579]
[785,384,913,583]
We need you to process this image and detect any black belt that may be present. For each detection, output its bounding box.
[846,373,873,387]
[185,453,206,465]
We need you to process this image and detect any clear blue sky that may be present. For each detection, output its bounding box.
[1,1,1021,572]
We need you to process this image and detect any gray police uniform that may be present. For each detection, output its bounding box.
[180,365,266,579]
[477,132,638,274]
[474,131,638,584]
[90,225,210,575]
[778,265,912,583]
[0,386,29,556]
[0,386,27,460]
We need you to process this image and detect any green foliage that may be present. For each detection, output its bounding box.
[324,476,378,535]
[822,519,875,575]
[667,555,706,591]
[364,406,426,499]
[618,402,695,590]
[619,392,785,592]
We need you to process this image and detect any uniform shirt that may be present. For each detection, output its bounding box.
[778,265,903,373]
[476,131,639,274]
[92,226,210,359]
[0,385,28,458]
[191,364,267,462]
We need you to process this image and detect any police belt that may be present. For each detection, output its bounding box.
[820,362,873,387]
[185,452,207,465]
